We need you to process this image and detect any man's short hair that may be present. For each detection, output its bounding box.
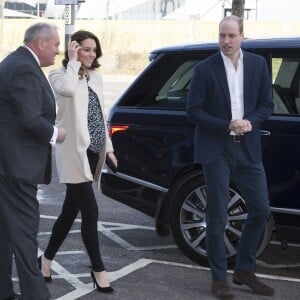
[219,15,244,34]
[23,22,58,44]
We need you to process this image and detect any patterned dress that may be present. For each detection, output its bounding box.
[86,75,105,154]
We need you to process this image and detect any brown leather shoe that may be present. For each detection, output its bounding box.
[211,280,234,299]
[233,269,275,296]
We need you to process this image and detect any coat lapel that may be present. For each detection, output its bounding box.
[243,52,253,115]
[213,53,231,111]
[17,46,56,111]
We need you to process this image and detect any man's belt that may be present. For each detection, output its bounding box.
[227,134,244,143]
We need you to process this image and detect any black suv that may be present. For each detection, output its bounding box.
[101,38,300,265]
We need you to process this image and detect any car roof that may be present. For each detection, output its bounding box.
[150,37,300,54]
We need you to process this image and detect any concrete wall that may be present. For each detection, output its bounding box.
[1,19,300,74]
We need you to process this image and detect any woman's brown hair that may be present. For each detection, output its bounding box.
[62,30,102,71]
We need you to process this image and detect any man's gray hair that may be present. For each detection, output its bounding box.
[23,22,58,44]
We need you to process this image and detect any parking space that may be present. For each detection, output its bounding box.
[9,179,300,299]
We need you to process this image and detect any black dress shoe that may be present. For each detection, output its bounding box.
[233,269,275,296]
[11,293,20,300]
[2,293,21,300]
[211,280,234,299]
[38,255,52,283]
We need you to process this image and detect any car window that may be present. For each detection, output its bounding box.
[154,55,300,115]
[121,49,300,116]
[272,57,300,115]
[149,55,300,115]
[117,53,205,108]
[154,60,198,109]
[130,54,207,109]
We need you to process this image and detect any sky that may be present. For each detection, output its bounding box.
[256,0,300,21]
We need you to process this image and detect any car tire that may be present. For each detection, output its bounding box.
[169,171,272,266]
[256,214,274,257]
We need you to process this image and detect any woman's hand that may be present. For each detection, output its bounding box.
[106,152,118,168]
[68,40,81,61]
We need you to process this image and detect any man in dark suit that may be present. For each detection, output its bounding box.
[187,16,275,299]
[0,23,65,300]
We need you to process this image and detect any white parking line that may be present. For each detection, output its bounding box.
[54,259,153,299]
[40,215,299,262]
[256,259,300,269]
[35,214,300,299]
[101,228,177,250]
[40,215,176,251]
[14,257,300,299]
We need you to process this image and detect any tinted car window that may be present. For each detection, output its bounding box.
[121,51,300,115]
[272,56,300,115]
[118,53,212,109]
[154,60,198,109]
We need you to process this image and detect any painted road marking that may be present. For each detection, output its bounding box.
[30,212,300,299]
[40,214,299,262]
[40,215,177,251]
[256,259,300,269]
[35,169,300,298]
[12,257,300,299]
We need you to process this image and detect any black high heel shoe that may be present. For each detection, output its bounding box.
[38,255,52,283]
[90,271,114,294]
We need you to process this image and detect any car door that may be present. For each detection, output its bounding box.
[111,52,214,188]
[259,51,300,241]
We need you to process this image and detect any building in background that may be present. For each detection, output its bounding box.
[2,0,300,21]
[4,0,47,17]
[44,0,186,20]
[165,0,300,21]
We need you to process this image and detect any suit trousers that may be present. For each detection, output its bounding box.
[0,176,50,300]
[202,139,271,281]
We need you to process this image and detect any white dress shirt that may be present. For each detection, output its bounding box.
[221,49,244,134]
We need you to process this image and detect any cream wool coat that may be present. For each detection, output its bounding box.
[49,60,114,184]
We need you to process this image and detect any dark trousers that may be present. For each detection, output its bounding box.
[202,140,270,281]
[44,150,105,272]
[0,176,50,300]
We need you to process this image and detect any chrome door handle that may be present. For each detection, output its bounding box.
[260,130,271,136]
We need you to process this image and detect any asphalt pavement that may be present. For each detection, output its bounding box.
[12,174,300,300]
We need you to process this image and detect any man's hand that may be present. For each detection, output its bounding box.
[229,119,252,135]
[56,127,66,143]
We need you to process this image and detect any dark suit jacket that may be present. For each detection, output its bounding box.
[0,47,56,184]
[187,50,274,165]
